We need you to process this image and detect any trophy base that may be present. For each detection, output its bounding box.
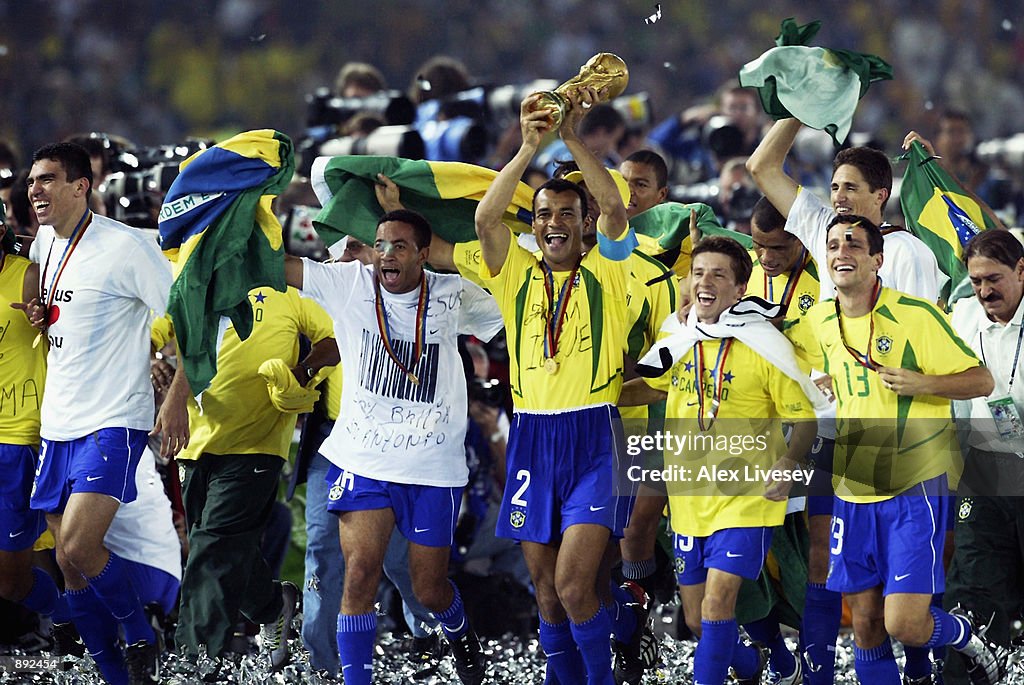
[531,91,568,128]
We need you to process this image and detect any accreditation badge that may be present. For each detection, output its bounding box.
[987,394,1024,439]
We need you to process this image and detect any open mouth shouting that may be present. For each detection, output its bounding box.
[378,264,402,287]
[543,231,569,248]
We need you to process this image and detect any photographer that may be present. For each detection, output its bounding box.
[649,80,767,184]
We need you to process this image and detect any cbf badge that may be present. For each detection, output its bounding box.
[875,335,893,355]
[178,462,186,484]
[988,395,1024,439]
[509,510,526,529]
[328,484,345,501]
[674,557,685,576]
[797,293,815,313]
[959,498,973,522]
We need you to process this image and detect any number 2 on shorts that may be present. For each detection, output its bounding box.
[510,469,530,506]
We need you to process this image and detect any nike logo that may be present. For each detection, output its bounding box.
[589,506,605,512]
[254,468,272,474]
[414,527,430,533]
[894,573,911,581]
[8,530,24,538]
[725,551,743,558]
[86,475,103,482]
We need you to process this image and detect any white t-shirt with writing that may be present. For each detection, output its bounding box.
[302,259,503,487]
[30,215,171,440]
[786,188,947,302]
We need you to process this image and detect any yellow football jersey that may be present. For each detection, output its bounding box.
[621,250,678,428]
[747,251,820,317]
[0,256,45,445]
[785,288,979,502]
[646,339,815,536]
[482,227,630,411]
[451,240,486,288]
[178,286,334,460]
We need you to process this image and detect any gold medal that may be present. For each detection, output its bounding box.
[544,358,559,375]
[406,371,420,386]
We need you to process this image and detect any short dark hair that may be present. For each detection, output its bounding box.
[750,196,786,233]
[578,104,625,137]
[377,209,432,250]
[534,178,588,220]
[32,142,94,196]
[832,146,892,211]
[826,214,884,255]
[624,149,668,189]
[963,229,1024,270]
[692,235,753,285]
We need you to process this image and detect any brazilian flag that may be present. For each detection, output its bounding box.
[159,129,294,396]
[311,156,535,251]
[899,140,997,286]
[630,201,751,276]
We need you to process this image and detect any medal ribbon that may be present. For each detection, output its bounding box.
[41,208,92,314]
[835,278,883,371]
[693,338,734,431]
[541,260,580,361]
[373,272,429,383]
[765,247,808,313]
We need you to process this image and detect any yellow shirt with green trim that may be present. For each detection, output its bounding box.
[747,251,820,317]
[621,250,678,427]
[784,288,979,502]
[178,286,335,460]
[0,255,45,445]
[645,338,815,536]
[452,241,486,288]
[482,226,630,411]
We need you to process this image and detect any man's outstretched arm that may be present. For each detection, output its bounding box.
[746,118,802,218]
[475,94,552,274]
[560,87,628,240]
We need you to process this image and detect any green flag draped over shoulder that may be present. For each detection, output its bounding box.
[158,129,295,396]
[631,202,751,274]
[739,18,893,145]
[310,156,535,252]
[899,140,997,286]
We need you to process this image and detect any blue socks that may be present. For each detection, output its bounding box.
[694,618,737,685]
[904,645,933,681]
[539,617,585,684]
[20,567,59,616]
[67,587,129,685]
[431,582,469,640]
[607,582,638,644]
[854,640,900,684]
[569,607,615,685]
[801,582,841,684]
[925,605,971,650]
[336,612,376,685]
[743,615,796,677]
[85,552,152,645]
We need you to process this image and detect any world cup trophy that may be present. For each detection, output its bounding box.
[530,53,630,128]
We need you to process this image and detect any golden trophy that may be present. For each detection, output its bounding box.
[531,53,629,127]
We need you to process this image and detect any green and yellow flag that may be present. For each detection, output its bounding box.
[310,156,535,252]
[158,129,294,396]
[899,140,997,286]
[630,201,751,275]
